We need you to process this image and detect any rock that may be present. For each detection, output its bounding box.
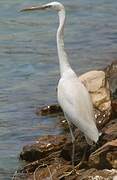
[75,168,117,180]
[61,119,117,168]
[15,154,72,180]
[89,139,117,169]
[101,119,117,144]
[33,164,117,180]
[112,99,117,116]
[79,70,111,116]
[104,61,117,116]
[60,108,111,132]
[36,104,63,116]
[18,117,117,180]
[20,135,67,162]
[32,162,72,180]
[12,173,31,180]
[104,60,117,99]
[61,129,89,164]
[15,166,117,180]
[94,108,111,130]
[19,151,65,174]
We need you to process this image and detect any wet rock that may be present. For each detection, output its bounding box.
[89,139,117,169]
[79,70,111,116]
[36,104,63,116]
[20,135,67,162]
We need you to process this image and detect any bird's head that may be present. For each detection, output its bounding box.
[21,1,64,12]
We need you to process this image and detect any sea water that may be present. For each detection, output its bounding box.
[0,0,117,179]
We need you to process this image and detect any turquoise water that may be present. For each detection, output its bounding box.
[0,0,117,179]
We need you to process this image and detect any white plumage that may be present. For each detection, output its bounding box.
[58,68,99,143]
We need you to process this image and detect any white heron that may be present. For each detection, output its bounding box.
[21,1,99,167]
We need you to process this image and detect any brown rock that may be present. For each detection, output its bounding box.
[101,119,117,144]
[17,118,117,179]
[18,151,63,174]
[89,139,117,169]
[36,104,63,116]
[15,156,72,180]
[20,135,67,162]
[14,163,117,180]
[94,108,111,130]
[33,162,72,180]
[112,99,117,117]
[75,168,117,180]
[61,128,92,165]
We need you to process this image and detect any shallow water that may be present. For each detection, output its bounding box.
[0,0,117,179]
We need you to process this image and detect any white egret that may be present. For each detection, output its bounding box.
[21,2,99,167]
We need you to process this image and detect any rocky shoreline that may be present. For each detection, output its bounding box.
[13,61,117,180]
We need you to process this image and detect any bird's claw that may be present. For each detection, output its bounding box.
[59,168,80,179]
[59,170,74,179]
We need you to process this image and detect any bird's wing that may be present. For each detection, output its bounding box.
[58,72,99,143]
[58,76,95,127]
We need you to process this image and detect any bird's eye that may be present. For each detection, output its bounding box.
[47,5,51,8]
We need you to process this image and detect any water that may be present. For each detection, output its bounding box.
[0,0,117,179]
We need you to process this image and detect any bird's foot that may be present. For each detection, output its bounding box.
[75,161,83,169]
[59,169,76,179]
[74,161,83,175]
[59,166,81,179]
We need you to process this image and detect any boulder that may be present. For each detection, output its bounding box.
[20,135,67,162]
[79,70,111,116]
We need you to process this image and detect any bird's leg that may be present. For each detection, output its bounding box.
[75,144,88,173]
[66,119,75,169]
[60,119,75,178]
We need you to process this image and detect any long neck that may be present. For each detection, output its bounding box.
[57,8,71,77]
